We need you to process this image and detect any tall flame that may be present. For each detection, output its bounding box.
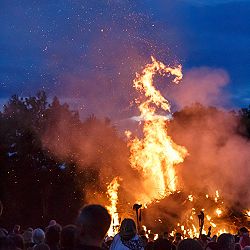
[106,176,121,236]
[127,57,187,205]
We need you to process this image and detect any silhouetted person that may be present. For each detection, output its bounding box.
[23,228,34,249]
[177,239,203,250]
[217,233,235,250]
[205,241,218,250]
[140,235,148,248]
[0,237,16,250]
[8,234,24,249]
[173,233,182,246]
[33,243,50,250]
[163,232,169,240]
[75,204,111,250]
[144,241,154,250]
[110,218,144,250]
[33,228,46,248]
[46,224,61,250]
[12,225,21,235]
[154,238,173,250]
[239,227,250,249]
[61,225,77,250]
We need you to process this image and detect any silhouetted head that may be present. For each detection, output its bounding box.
[34,243,50,250]
[45,224,61,247]
[154,238,172,250]
[239,227,249,236]
[61,224,77,249]
[33,228,45,244]
[13,224,20,234]
[49,220,57,227]
[0,228,8,239]
[177,239,203,250]
[205,241,218,250]
[0,237,16,250]
[8,234,24,249]
[76,204,111,247]
[119,218,137,241]
[23,228,33,244]
[217,233,235,250]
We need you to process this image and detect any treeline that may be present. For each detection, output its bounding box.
[0,91,249,229]
[0,91,128,229]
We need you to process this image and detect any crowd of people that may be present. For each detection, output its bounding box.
[0,203,250,250]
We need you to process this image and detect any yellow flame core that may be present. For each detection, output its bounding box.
[106,177,121,236]
[128,57,187,205]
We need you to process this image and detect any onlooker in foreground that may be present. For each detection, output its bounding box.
[153,238,173,250]
[75,204,111,250]
[12,225,21,235]
[217,233,235,250]
[177,239,203,250]
[0,237,16,250]
[61,225,77,250]
[23,228,34,249]
[33,243,50,250]
[239,227,250,249]
[8,233,24,249]
[46,224,61,250]
[110,218,144,250]
[173,233,182,247]
[205,241,218,250]
[32,228,47,249]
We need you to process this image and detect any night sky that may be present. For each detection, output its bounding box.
[1,0,250,120]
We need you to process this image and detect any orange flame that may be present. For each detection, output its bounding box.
[106,177,121,236]
[127,57,187,205]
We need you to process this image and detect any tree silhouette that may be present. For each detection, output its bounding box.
[0,91,128,228]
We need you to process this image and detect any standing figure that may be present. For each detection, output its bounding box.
[110,218,144,250]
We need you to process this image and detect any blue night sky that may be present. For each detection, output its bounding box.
[1,0,250,119]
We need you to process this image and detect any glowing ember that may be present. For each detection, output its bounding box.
[106,176,121,236]
[188,194,194,202]
[154,234,159,240]
[127,57,187,205]
[215,190,220,203]
[216,208,222,217]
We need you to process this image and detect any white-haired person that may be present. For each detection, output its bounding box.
[32,228,49,250]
